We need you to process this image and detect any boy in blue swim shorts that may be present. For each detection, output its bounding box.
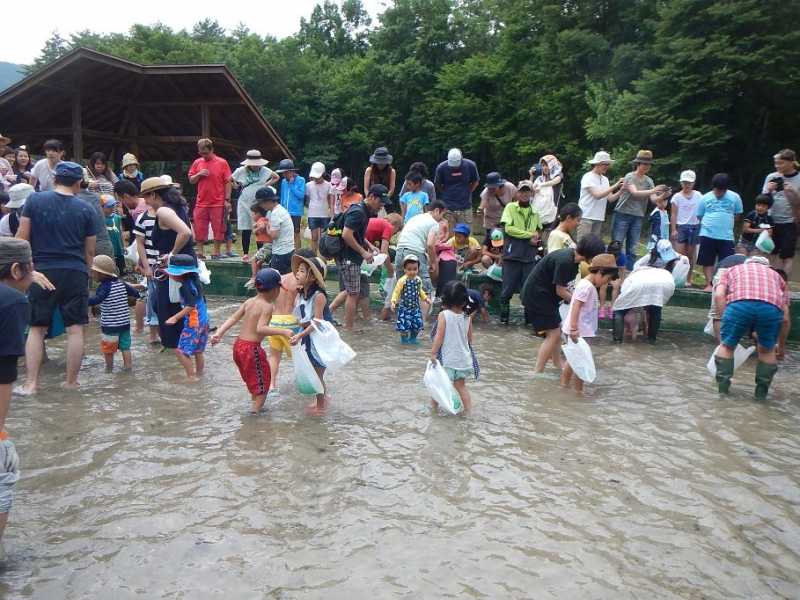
[164,254,210,382]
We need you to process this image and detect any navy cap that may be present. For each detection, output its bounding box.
[484,171,505,187]
[453,223,470,236]
[368,184,389,203]
[255,186,278,202]
[55,161,84,181]
[255,267,282,291]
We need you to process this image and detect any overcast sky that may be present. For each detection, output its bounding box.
[4,0,387,65]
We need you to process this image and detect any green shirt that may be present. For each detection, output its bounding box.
[105,213,124,259]
[500,202,541,239]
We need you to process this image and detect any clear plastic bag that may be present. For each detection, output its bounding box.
[293,343,324,395]
[706,344,755,376]
[361,253,387,276]
[309,320,356,372]
[562,338,597,383]
[672,256,690,287]
[124,241,139,266]
[756,230,775,253]
[423,360,463,415]
[486,264,502,281]
[703,317,715,336]
[197,259,211,285]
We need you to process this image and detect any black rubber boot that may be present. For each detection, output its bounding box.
[612,311,624,343]
[714,355,734,394]
[500,303,510,325]
[754,361,778,400]
[647,307,662,344]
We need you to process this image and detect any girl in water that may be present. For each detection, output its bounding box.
[391,254,428,344]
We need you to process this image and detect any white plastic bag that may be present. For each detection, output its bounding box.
[124,241,139,266]
[562,338,597,383]
[706,344,755,376]
[382,275,397,308]
[703,317,715,336]
[293,343,324,395]
[423,360,462,414]
[559,302,570,323]
[756,230,775,253]
[309,320,356,372]
[672,256,690,287]
[303,227,312,241]
[361,253,387,276]
[168,278,181,303]
[486,263,502,281]
[197,259,211,285]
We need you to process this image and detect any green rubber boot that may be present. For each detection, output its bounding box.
[754,361,778,401]
[714,355,734,394]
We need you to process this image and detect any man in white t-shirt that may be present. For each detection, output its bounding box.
[29,139,65,192]
[577,151,624,241]
[305,161,333,255]
[395,201,447,295]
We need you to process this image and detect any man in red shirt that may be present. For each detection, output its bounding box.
[188,138,232,259]
[713,258,790,399]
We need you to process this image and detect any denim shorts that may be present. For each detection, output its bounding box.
[676,224,700,245]
[0,439,20,513]
[308,217,330,231]
[720,300,783,350]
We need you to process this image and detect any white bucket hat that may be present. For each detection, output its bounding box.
[240,149,269,167]
[679,169,696,183]
[7,183,34,208]
[588,151,614,165]
[447,148,463,168]
[309,161,326,179]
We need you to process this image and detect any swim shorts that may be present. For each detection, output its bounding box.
[233,337,270,396]
[268,314,300,356]
[178,299,209,356]
[100,328,132,354]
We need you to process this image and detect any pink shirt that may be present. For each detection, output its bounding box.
[130,198,148,222]
[562,278,599,337]
[188,154,231,208]
[721,262,788,309]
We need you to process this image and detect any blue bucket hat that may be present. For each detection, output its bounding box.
[55,161,84,182]
[164,254,200,276]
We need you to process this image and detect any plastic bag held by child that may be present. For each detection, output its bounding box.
[124,241,139,266]
[706,344,755,376]
[309,320,356,372]
[197,260,211,285]
[562,338,597,383]
[293,342,324,395]
[423,360,463,415]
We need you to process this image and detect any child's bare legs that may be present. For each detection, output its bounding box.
[134,301,145,333]
[306,366,328,415]
[329,290,347,312]
[103,352,114,372]
[535,328,561,373]
[268,351,282,392]
[174,349,198,382]
[311,229,320,255]
[195,352,205,377]
[121,350,132,371]
[560,362,573,386]
[453,378,472,413]
[359,297,370,322]
[599,282,609,314]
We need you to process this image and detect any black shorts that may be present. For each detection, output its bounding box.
[771,222,797,259]
[270,251,294,275]
[290,215,302,234]
[697,236,735,267]
[0,356,19,385]
[529,309,560,334]
[28,269,89,328]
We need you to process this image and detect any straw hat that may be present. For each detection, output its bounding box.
[240,149,269,167]
[121,153,139,169]
[140,176,173,195]
[291,254,327,289]
[588,253,619,271]
[588,151,614,165]
[632,149,654,165]
[91,255,119,278]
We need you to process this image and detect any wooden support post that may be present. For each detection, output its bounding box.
[130,108,140,157]
[71,92,83,162]
[201,104,210,139]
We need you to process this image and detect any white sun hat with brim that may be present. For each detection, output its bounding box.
[7,183,34,208]
[588,151,614,165]
[240,149,269,167]
[679,170,696,183]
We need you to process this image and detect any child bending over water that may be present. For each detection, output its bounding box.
[430,281,475,413]
[392,254,428,344]
[164,254,209,382]
[289,255,334,416]
[211,268,291,414]
[561,254,619,392]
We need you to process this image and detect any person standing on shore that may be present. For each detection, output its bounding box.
[696,173,743,291]
[434,148,479,226]
[762,148,799,276]
[188,139,231,260]
[577,151,624,241]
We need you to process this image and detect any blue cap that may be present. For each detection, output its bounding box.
[453,223,470,236]
[164,253,200,276]
[102,197,118,209]
[254,267,282,291]
[255,186,277,202]
[55,161,84,181]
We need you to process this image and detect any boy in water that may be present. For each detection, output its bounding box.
[211,268,291,414]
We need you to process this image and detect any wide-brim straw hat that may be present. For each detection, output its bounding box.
[632,149,654,165]
[291,254,327,289]
[588,253,618,271]
[91,255,119,277]
[140,176,173,195]
[241,149,269,167]
[589,151,614,165]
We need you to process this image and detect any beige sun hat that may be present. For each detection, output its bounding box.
[240,149,269,167]
[91,255,119,278]
[291,254,327,289]
[121,153,139,169]
[589,151,614,165]
[140,176,173,195]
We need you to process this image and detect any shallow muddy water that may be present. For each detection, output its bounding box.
[2,298,799,599]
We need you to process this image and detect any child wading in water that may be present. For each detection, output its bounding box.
[561,254,619,392]
[211,268,291,414]
[391,254,428,344]
[289,254,334,415]
[164,254,209,382]
[88,255,142,372]
[430,281,476,413]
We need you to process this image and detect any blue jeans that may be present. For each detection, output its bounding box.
[612,212,643,271]
[721,300,783,351]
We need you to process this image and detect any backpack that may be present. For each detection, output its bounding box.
[318,212,347,259]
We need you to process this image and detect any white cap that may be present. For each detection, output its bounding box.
[679,169,696,183]
[309,161,325,179]
[447,148,463,168]
[588,151,614,165]
[7,183,34,208]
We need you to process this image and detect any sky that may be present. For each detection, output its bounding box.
[3,0,387,65]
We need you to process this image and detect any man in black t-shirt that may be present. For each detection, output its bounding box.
[522,234,605,375]
[338,184,388,329]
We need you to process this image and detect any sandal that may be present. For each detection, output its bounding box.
[241,254,250,262]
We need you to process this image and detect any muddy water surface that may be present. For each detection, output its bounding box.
[2,299,799,599]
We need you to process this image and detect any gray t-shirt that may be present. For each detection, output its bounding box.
[77,191,114,257]
[763,171,799,224]
[31,159,57,192]
[615,172,654,217]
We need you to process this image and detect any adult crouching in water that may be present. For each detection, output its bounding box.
[521,234,605,375]
[140,176,195,350]
[713,257,789,400]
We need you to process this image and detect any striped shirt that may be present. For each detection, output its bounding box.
[88,279,140,332]
[134,211,159,268]
[721,262,789,309]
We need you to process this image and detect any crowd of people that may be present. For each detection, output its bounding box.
[0,132,795,545]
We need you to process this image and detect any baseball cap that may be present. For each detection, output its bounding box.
[447,148,463,168]
[485,172,505,188]
[254,267,282,291]
[453,223,470,236]
[368,184,390,203]
[517,180,534,191]
[55,161,84,181]
[490,228,504,247]
[309,161,325,179]
[656,239,679,263]
[255,186,278,202]
[100,194,118,209]
[679,170,696,183]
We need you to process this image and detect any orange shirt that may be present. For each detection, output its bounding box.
[340,191,363,212]
[254,217,271,243]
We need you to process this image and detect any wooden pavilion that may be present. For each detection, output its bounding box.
[0,47,292,168]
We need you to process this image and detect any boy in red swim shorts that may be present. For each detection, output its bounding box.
[210,268,291,414]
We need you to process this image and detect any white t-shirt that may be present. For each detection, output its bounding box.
[672,190,701,225]
[267,204,295,255]
[306,180,332,219]
[396,213,440,255]
[578,171,610,221]
[31,159,57,192]
[613,266,676,311]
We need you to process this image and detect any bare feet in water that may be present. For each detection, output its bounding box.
[61,381,80,390]
[304,395,330,416]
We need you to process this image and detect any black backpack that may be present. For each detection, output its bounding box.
[318,212,347,259]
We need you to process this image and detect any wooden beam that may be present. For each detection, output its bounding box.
[201,104,210,138]
[71,91,83,162]
[104,98,244,107]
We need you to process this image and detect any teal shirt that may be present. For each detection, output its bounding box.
[105,213,124,259]
[696,190,743,241]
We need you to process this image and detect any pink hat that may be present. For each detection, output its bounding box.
[330,168,342,187]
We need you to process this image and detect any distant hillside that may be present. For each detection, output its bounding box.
[0,62,24,90]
